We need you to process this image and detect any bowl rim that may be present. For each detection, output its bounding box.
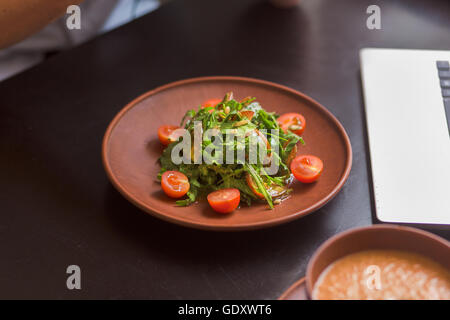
[102,75,353,230]
[278,276,307,300]
[305,224,450,298]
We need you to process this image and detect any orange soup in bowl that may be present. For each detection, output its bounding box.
[312,250,450,300]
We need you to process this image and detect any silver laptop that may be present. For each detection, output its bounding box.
[360,48,450,228]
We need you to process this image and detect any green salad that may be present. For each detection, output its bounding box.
[157,92,305,209]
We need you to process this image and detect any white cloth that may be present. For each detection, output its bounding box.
[0,0,158,81]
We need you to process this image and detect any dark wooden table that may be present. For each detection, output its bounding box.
[1,0,449,299]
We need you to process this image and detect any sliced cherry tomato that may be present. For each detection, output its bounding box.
[246,129,271,151]
[246,174,264,199]
[246,174,289,200]
[161,171,190,198]
[207,188,240,214]
[158,125,183,145]
[257,129,270,150]
[240,110,254,120]
[202,98,222,113]
[290,155,323,183]
[277,113,306,135]
[255,129,272,158]
[244,129,272,161]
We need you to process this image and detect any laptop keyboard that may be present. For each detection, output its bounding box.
[437,60,450,132]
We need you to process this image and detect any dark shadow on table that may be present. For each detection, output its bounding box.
[357,70,378,226]
[104,182,341,270]
[224,1,311,81]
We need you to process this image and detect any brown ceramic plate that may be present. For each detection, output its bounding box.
[278,277,309,300]
[102,76,352,230]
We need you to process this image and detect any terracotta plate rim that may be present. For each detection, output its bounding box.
[102,76,353,231]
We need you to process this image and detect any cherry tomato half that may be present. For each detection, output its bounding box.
[158,125,183,145]
[244,129,272,163]
[290,155,323,183]
[161,171,190,198]
[240,110,254,120]
[202,98,222,113]
[245,129,271,152]
[246,174,290,200]
[246,174,264,199]
[277,113,306,136]
[207,188,240,214]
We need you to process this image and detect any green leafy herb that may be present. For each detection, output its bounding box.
[158,92,305,208]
